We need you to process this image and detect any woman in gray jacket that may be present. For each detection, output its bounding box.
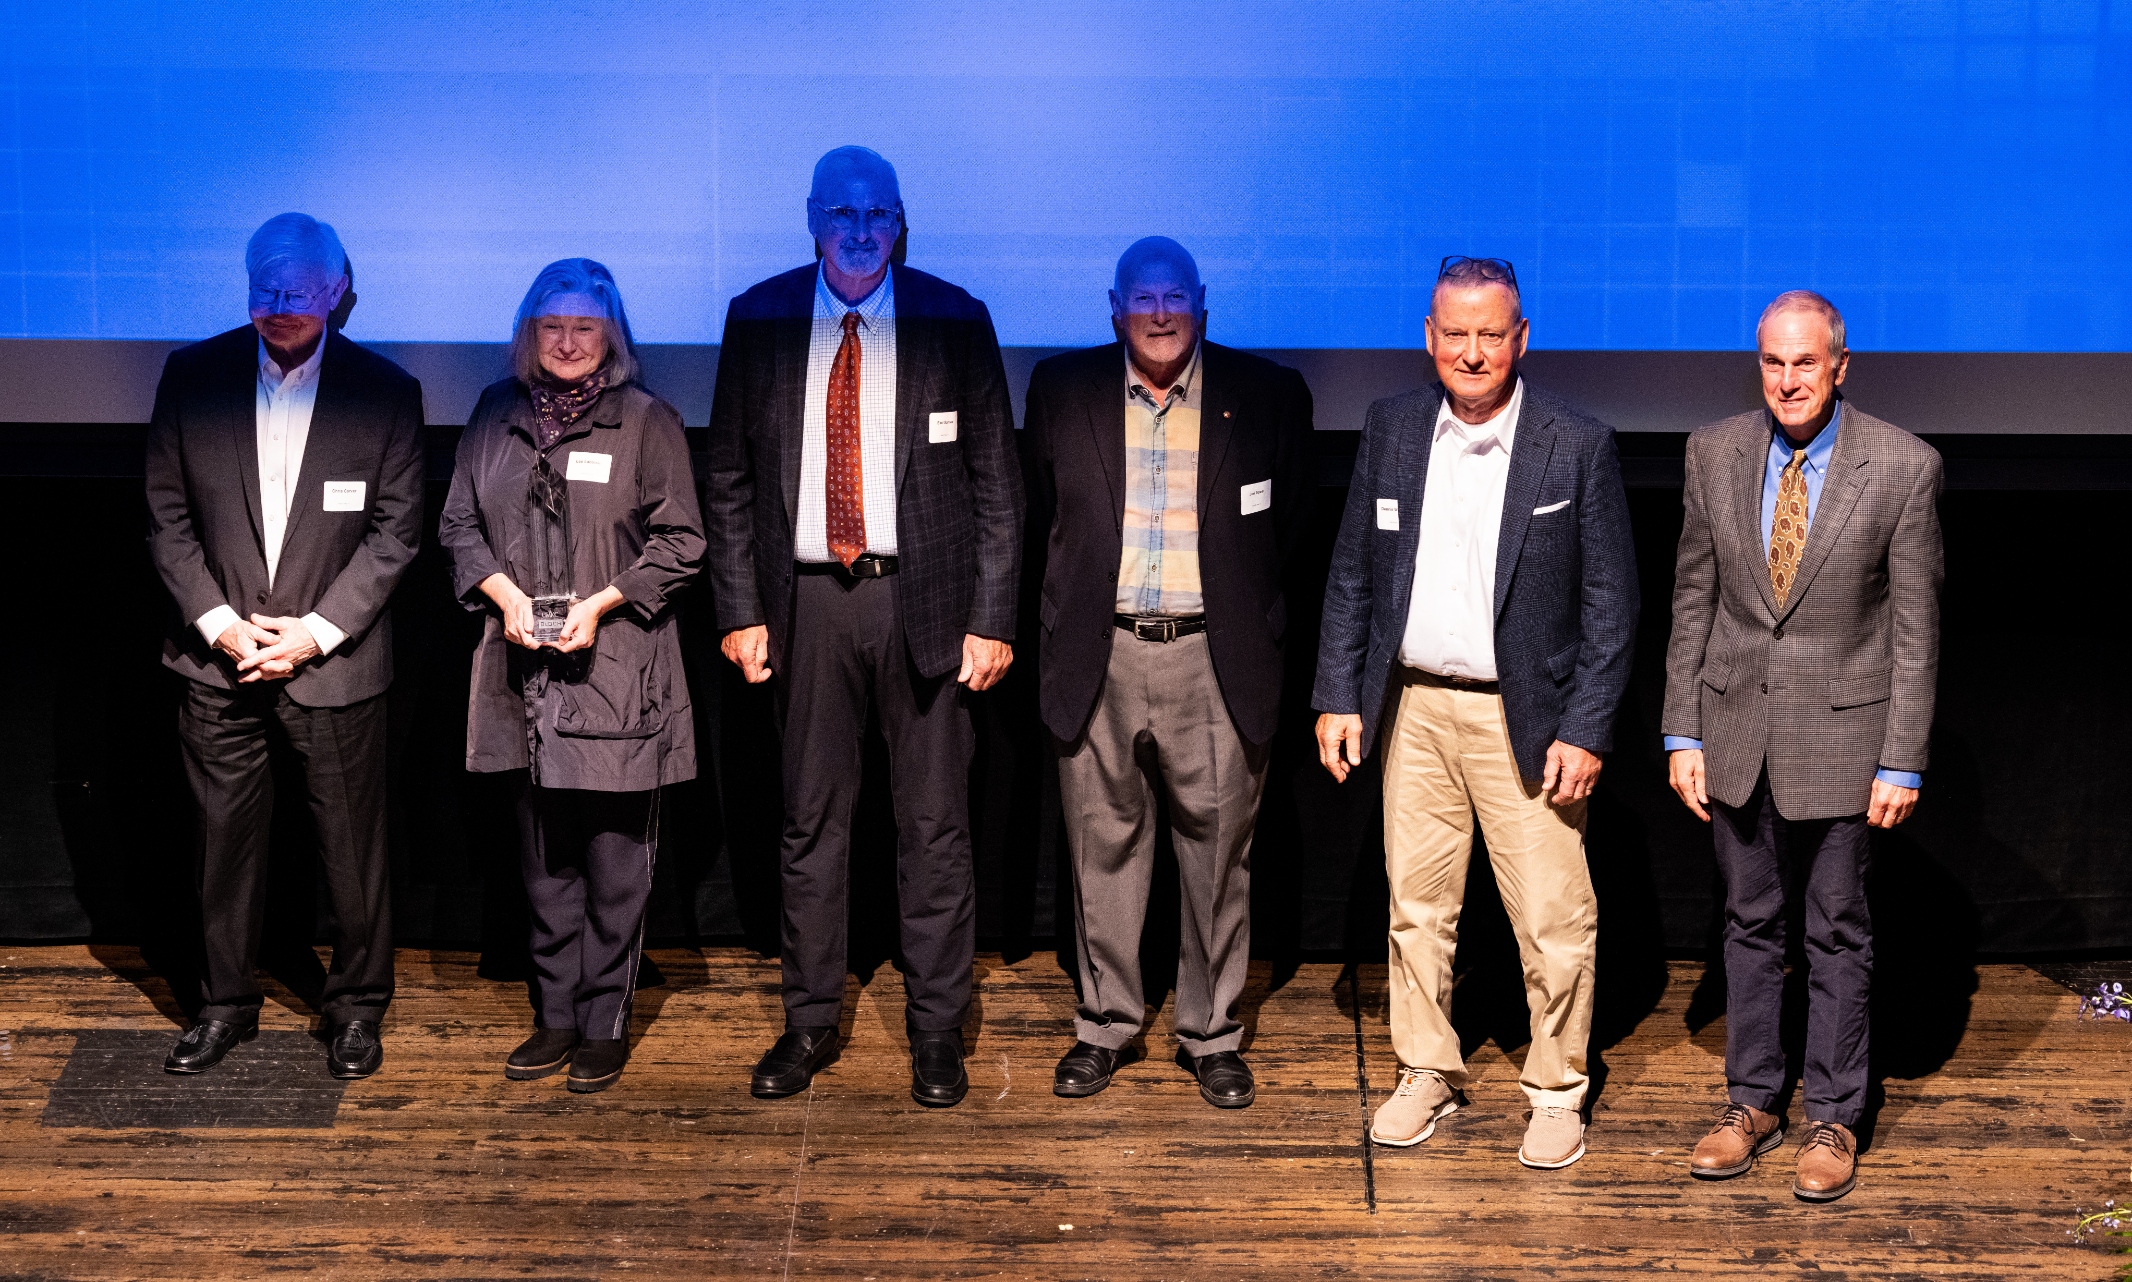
[439,259,704,1093]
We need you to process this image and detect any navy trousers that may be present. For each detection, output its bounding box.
[1711,772,1873,1127]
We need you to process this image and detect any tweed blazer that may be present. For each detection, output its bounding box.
[1661,404,1943,820]
[1312,381,1639,782]
[701,263,1023,680]
[145,325,426,708]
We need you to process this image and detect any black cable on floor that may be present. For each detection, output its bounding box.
[1342,961,1377,1215]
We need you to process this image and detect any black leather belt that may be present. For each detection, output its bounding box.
[1115,614,1207,642]
[797,555,899,578]
[1409,667,1499,692]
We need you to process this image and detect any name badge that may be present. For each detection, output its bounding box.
[566,451,612,483]
[1240,479,1272,515]
[322,481,366,512]
[1376,498,1399,530]
[928,411,958,443]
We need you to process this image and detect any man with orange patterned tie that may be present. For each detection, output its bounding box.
[702,146,1022,1108]
[1662,290,1943,1202]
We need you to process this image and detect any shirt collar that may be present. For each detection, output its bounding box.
[1125,340,1202,408]
[1770,401,1842,475]
[815,261,894,328]
[258,333,325,392]
[1434,376,1523,455]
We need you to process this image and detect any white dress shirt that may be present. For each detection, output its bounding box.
[191,338,347,656]
[794,264,899,561]
[1398,377,1525,680]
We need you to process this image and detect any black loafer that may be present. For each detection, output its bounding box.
[751,1027,840,1099]
[164,1017,257,1074]
[1054,1040,1130,1098]
[1177,1047,1255,1109]
[326,1019,384,1079]
[910,1029,968,1108]
[566,1038,628,1093]
[505,1028,581,1080]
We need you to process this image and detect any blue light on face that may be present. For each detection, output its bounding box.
[1,2,2127,350]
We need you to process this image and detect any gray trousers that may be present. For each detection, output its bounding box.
[1712,771,1873,1127]
[1055,629,1266,1057]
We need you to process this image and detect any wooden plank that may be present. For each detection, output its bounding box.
[0,946,2124,1279]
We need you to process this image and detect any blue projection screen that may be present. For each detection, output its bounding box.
[2,1,2128,352]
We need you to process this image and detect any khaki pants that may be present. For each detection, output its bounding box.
[1381,668,1596,1110]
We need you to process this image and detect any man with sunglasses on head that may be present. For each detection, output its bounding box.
[703,146,1022,1108]
[1312,257,1637,1170]
[146,212,425,1080]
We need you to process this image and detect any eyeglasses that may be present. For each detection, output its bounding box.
[249,287,323,313]
[809,200,904,234]
[1438,256,1519,291]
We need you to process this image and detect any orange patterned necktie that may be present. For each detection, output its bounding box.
[825,310,865,568]
[1768,447,1808,608]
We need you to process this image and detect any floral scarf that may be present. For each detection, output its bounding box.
[528,370,608,452]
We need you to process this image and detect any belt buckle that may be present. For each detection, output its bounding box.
[1134,618,1175,643]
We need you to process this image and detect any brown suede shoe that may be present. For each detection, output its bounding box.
[1792,1121,1858,1201]
[1690,1102,1784,1179]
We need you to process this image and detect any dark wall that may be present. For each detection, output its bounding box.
[3,426,2126,960]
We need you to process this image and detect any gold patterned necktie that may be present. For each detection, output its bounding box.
[1768,447,1808,608]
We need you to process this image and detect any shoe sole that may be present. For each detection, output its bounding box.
[504,1054,574,1082]
[1518,1139,1587,1170]
[1370,1099,1458,1147]
[1053,1074,1112,1098]
[752,1047,840,1099]
[329,1053,383,1081]
[163,1024,259,1074]
[1793,1174,1857,1202]
[1199,1083,1255,1109]
[1690,1127,1786,1180]
[566,1067,624,1094]
[912,1084,968,1108]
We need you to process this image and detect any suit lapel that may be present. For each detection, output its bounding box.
[227,334,267,559]
[1779,412,1870,620]
[775,282,811,529]
[892,272,929,491]
[1734,423,1781,621]
[275,334,348,561]
[1389,387,1440,621]
[1194,344,1235,526]
[1492,395,1556,620]
[1082,345,1126,530]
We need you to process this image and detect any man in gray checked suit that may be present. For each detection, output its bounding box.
[1662,290,1943,1204]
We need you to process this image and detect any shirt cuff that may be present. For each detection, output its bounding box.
[1662,736,1704,752]
[1875,768,1922,790]
[303,612,346,656]
[194,604,242,648]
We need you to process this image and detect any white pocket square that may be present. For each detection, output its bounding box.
[1533,499,1571,515]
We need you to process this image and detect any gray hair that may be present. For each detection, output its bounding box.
[508,258,640,387]
[245,212,348,282]
[1757,290,1847,356]
[1434,256,1521,320]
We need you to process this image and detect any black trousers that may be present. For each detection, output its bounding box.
[778,570,976,1034]
[516,781,659,1040]
[1711,771,1874,1127]
[178,680,393,1026]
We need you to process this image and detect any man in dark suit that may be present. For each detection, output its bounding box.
[1313,257,1637,1170]
[703,146,1022,1107]
[145,212,425,1078]
[1022,237,1314,1108]
[1664,291,1942,1203]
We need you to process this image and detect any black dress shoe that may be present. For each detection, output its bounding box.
[1176,1047,1256,1109]
[751,1027,840,1099]
[505,1028,581,1080]
[326,1019,384,1079]
[567,1038,627,1093]
[163,1017,257,1074]
[910,1030,968,1108]
[1054,1040,1131,1098]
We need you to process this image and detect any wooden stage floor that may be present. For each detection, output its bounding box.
[1,946,2126,1280]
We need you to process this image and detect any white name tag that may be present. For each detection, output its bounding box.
[322,481,365,512]
[1241,478,1272,515]
[1376,498,1399,530]
[565,451,612,483]
[928,411,958,443]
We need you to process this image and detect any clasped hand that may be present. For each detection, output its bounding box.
[218,615,320,683]
[480,573,624,653]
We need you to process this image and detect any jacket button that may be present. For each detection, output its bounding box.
[256,591,268,604]
[1108,571,1116,582]
[1772,624,1785,640]
[1761,681,1769,695]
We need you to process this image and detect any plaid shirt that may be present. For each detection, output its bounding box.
[1116,344,1203,616]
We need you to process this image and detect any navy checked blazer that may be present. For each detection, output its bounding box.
[1311,381,1639,782]
[701,263,1023,681]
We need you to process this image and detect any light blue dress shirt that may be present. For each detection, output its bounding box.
[1665,404,1922,790]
